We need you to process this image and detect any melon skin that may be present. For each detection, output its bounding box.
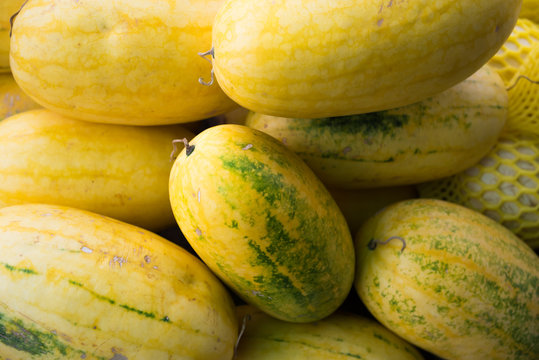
[212,0,521,118]
[9,0,237,125]
[245,65,508,189]
[234,305,425,360]
[0,204,238,360]
[169,124,355,323]
[355,198,539,360]
[0,108,193,231]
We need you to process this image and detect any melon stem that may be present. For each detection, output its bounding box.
[233,314,251,360]
[170,138,194,161]
[368,236,406,252]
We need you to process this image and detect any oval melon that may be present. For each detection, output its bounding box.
[246,65,507,188]
[0,108,193,230]
[212,0,520,118]
[9,0,237,125]
[234,305,424,360]
[355,198,539,359]
[169,124,355,323]
[0,203,238,360]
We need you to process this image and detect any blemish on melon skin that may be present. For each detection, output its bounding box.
[110,347,128,360]
[81,246,93,254]
[377,18,384,27]
[109,256,127,268]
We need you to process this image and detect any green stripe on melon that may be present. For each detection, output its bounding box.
[169,124,355,322]
[355,199,539,360]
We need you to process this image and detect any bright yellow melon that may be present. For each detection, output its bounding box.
[212,0,521,118]
[9,0,237,125]
[0,109,193,230]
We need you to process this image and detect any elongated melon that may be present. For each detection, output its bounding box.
[169,124,355,323]
[211,0,520,118]
[246,65,507,188]
[0,109,193,230]
[0,204,238,360]
[9,0,237,125]
[234,305,424,360]
[355,198,539,360]
[0,73,41,120]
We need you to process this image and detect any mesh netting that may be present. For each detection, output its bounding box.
[488,18,539,136]
[417,132,539,249]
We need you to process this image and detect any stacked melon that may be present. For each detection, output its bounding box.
[0,1,537,360]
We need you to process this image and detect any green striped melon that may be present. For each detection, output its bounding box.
[234,305,424,359]
[355,198,539,360]
[0,204,238,360]
[245,65,507,189]
[168,124,355,323]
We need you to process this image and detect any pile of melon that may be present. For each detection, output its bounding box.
[0,1,538,359]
